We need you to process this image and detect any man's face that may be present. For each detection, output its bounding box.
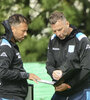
[51,20,70,40]
[11,22,28,42]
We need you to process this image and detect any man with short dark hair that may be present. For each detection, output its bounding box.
[0,14,40,100]
[46,11,90,100]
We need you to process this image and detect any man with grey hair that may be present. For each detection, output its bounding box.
[46,11,90,100]
[0,14,40,100]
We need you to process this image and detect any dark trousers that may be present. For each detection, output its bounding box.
[51,89,90,100]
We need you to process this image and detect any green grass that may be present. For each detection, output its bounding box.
[24,62,54,100]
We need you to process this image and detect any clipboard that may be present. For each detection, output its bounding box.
[54,68,81,86]
[37,69,80,86]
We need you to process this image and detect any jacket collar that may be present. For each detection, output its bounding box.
[57,25,81,42]
[1,20,13,41]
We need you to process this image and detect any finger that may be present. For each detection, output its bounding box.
[53,72,62,79]
[34,76,41,80]
[55,88,62,91]
[33,79,38,83]
[53,73,60,77]
[54,70,62,76]
[53,75,60,80]
[55,87,66,92]
[66,84,71,89]
[53,72,60,76]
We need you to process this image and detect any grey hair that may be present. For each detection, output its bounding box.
[49,11,66,24]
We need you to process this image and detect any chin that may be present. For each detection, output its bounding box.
[59,37,65,40]
[17,40,22,42]
[18,38,24,42]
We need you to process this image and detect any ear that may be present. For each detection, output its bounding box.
[11,26,15,33]
[11,26,14,30]
[66,21,69,26]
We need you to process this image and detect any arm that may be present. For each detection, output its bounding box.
[59,35,90,87]
[67,37,90,87]
[0,45,40,82]
[46,39,63,80]
[46,39,56,78]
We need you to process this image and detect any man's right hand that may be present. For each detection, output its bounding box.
[52,70,62,80]
[29,73,41,83]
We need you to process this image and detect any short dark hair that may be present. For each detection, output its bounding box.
[8,14,29,26]
[49,11,66,24]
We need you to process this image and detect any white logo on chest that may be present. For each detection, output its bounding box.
[68,45,75,53]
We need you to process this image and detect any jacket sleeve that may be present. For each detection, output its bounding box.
[60,37,90,87]
[46,39,56,78]
[0,45,29,81]
[69,37,90,87]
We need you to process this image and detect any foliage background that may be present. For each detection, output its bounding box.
[0,0,90,62]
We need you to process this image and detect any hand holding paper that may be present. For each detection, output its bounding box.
[29,73,41,83]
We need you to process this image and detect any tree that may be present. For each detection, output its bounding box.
[0,0,90,62]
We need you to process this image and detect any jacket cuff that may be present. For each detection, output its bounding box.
[20,72,29,79]
[59,66,68,72]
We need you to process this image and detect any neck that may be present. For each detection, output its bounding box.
[11,37,15,43]
[68,27,73,36]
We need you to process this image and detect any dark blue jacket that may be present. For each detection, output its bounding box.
[46,25,90,96]
[0,20,29,99]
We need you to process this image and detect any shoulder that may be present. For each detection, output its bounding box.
[75,32,90,49]
[50,34,56,40]
[76,32,87,41]
[75,32,90,44]
[0,39,13,54]
[0,39,12,48]
[0,39,14,58]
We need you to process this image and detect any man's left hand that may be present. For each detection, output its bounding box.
[55,83,71,92]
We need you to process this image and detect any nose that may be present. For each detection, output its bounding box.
[56,31,63,38]
[24,31,27,37]
[56,31,60,36]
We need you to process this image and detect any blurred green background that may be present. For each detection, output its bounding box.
[0,0,90,99]
[24,62,54,100]
[0,0,90,62]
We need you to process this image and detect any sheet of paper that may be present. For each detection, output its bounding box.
[37,80,56,85]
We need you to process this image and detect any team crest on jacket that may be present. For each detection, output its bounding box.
[68,45,75,53]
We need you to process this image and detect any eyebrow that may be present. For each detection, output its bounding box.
[53,27,63,32]
[57,28,63,31]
